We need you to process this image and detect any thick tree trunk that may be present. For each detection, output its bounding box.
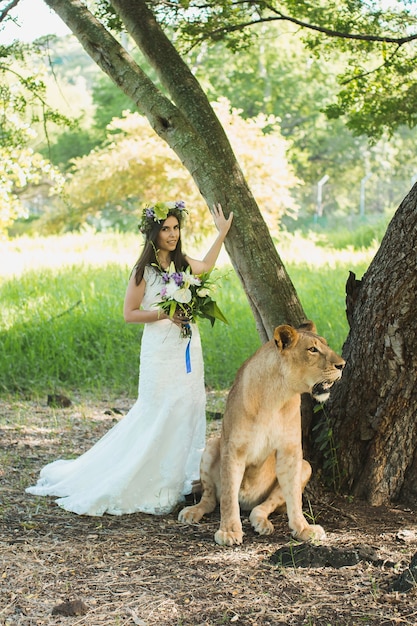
[43,0,307,341]
[326,183,417,506]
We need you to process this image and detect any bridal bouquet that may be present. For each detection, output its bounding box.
[157,263,228,338]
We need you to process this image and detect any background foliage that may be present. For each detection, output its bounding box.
[1,3,416,238]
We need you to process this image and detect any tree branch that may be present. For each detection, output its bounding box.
[263,3,417,45]
[0,0,20,24]
[190,1,417,47]
[338,45,405,86]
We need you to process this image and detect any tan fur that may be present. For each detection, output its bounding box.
[178,321,345,546]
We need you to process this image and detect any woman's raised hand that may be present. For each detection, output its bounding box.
[212,203,233,238]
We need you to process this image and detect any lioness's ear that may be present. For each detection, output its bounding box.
[298,320,317,334]
[274,325,299,350]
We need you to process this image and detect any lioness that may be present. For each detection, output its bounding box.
[178,321,345,546]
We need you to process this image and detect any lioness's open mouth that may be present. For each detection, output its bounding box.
[312,381,335,401]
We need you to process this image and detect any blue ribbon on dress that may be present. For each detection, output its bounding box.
[184,324,192,373]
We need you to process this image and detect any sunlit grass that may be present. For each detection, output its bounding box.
[0,231,376,397]
[276,229,377,268]
[1,231,139,278]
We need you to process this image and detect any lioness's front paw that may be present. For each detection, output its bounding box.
[178,506,203,524]
[292,524,326,542]
[214,529,244,546]
[249,511,274,536]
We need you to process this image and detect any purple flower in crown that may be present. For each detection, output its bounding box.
[139,200,187,236]
[161,272,170,283]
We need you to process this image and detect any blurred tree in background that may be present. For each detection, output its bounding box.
[49,99,297,235]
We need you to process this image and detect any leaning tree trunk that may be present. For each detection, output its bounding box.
[43,0,307,341]
[326,183,417,506]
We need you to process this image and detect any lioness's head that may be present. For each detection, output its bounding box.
[274,321,345,402]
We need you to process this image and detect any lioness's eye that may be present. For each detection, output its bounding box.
[308,346,319,353]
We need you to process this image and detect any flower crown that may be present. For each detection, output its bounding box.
[138,200,187,236]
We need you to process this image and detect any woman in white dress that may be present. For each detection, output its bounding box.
[26,202,233,516]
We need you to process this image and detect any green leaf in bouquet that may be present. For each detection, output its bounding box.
[200,300,228,326]
[167,300,177,318]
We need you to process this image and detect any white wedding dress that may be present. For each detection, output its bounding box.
[26,266,206,516]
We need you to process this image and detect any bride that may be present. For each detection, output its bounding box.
[26,201,233,516]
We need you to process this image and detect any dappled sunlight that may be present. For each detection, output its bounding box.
[1,230,377,280]
[1,232,139,278]
[276,230,377,269]
[19,432,62,448]
[189,543,271,567]
[0,399,125,452]
[2,232,235,279]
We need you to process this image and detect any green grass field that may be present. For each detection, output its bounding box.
[0,227,379,398]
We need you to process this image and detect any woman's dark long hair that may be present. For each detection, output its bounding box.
[132,212,188,285]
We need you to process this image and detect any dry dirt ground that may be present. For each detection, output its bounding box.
[1,395,417,626]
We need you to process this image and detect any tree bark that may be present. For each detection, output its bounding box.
[326,183,417,506]
[42,0,306,341]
